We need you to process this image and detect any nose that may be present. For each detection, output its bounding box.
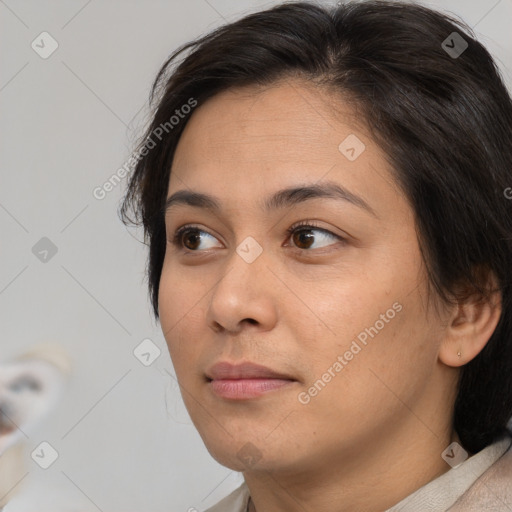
[206,246,279,333]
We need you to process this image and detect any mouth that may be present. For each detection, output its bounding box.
[205,361,298,400]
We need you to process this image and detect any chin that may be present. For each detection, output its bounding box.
[199,427,292,474]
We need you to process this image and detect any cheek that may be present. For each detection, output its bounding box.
[307,293,440,428]
[158,266,206,372]
[297,265,439,414]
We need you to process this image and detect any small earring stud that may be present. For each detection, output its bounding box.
[457,350,462,358]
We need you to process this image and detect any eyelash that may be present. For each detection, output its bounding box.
[170,221,345,253]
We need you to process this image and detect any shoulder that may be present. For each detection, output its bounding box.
[203,481,250,512]
[449,435,512,511]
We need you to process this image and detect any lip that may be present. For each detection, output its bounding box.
[206,361,297,400]
[206,361,295,380]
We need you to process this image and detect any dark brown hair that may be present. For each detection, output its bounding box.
[120,0,512,454]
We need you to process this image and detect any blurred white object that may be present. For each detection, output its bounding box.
[0,343,71,509]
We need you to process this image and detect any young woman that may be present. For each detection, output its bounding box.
[120,1,512,510]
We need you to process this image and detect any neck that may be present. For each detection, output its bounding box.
[244,421,459,512]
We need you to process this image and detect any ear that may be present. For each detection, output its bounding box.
[439,270,502,367]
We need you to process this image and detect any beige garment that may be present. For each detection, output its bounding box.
[204,434,512,512]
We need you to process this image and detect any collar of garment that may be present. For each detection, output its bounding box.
[210,433,512,512]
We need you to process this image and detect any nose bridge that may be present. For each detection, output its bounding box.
[207,236,277,330]
[235,234,265,267]
[216,239,265,298]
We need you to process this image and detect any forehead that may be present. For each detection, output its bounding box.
[167,79,405,220]
[172,80,367,169]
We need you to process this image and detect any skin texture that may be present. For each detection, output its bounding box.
[158,78,502,512]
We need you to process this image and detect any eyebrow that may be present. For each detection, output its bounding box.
[164,180,377,218]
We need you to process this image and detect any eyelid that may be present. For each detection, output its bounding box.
[169,220,346,253]
[171,223,222,250]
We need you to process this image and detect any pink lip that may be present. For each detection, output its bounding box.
[206,361,297,400]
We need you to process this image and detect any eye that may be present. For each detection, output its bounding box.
[171,225,222,251]
[285,221,344,251]
[9,375,42,393]
[170,221,344,252]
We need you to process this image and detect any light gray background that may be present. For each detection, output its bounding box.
[1,0,511,511]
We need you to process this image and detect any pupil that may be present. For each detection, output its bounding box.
[295,230,313,249]
[185,232,200,250]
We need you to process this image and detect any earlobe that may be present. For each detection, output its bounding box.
[439,284,502,368]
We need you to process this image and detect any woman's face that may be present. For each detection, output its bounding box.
[158,79,457,475]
